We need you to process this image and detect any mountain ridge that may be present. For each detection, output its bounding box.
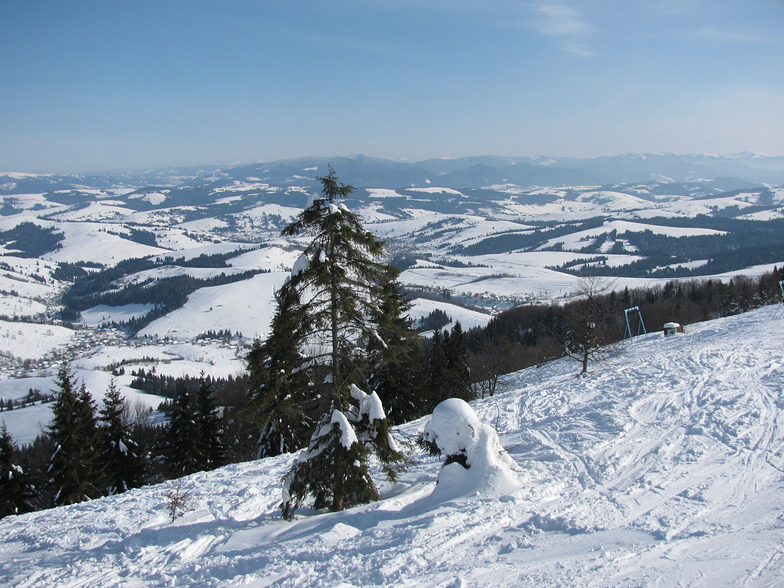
[3,152,784,194]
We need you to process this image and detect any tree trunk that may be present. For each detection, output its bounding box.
[329,234,341,407]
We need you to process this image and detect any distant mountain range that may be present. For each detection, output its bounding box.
[2,152,783,195]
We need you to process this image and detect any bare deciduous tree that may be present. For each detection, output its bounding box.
[562,276,616,375]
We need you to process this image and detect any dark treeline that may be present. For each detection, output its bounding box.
[464,268,784,380]
[453,218,605,256]
[58,251,264,328]
[63,268,265,313]
[0,222,64,257]
[4,366,257,517]
[61,268,267,331]
[0,389,55,412]
[548,218,784,278]
[130,369,243,401]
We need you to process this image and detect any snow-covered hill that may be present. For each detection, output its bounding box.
[1,305,782,586]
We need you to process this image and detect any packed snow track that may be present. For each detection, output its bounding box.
[1,306,783,586]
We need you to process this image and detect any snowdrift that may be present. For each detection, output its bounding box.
[1,305,783,586]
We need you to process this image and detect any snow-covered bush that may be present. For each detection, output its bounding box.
[422,398,519,500]
[281,384,403,519]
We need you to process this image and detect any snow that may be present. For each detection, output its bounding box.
[128,191,167,205]
[537,219,725,251]
[423,398,483,458]
[80,303,156,327]
[226,245,300,272]
[137,272,287,340]
[420,400,519,501]
[49,202,137,222]
[40,221,168,266]
[1,306,783,585]
[407,187,466,196]
[0,320,75,360]
[351,384,386,423]
[407,298,493,331]
[291,252,310,277]
[331,409,359,449]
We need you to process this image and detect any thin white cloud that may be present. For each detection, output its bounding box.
[528,2,596,57]
[695,27,779,47]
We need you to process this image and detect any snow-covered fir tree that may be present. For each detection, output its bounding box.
[247,279,317,457]
[427,322,472,410]
[194,378,225,471]
[282,384,402,519]
[421,398,519,501]
[48,365,103,506]
[162,382,202,476]
[366,266,428,424]
[97,380,146,495]
[0,425,32,518]
[251,166,405,517]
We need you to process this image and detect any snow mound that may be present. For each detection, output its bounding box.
[423,398,520,500]
[330,409,358,449]
[350,383,386,423]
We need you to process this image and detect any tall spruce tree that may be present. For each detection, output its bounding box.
[98,380,146,494]
[426,323,473,410]
[0,425,31,518]
[247,280,318,457]
[367,266,428,424]
[163,381,202,476]
[48,365,102,505]
[194,378,225,471]
[442,322,472,401]
[267,166,403,518]
[279,165,387,401]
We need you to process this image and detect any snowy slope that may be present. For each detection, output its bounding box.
[137,272,288,340]
[1,305,783,586]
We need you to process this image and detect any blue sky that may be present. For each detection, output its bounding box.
[2,0,783,173]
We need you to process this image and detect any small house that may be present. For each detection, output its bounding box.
[663,322,684,336]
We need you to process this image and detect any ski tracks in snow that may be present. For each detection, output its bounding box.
[495,308,784,584]
[1,307,783,586]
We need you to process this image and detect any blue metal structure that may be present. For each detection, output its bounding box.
[624,306,647,342]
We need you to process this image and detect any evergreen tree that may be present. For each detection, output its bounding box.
[282,384,402,519]
[0,425,32,518]
[441,322,472,402]
[48,365,102,505]
[427,329,448,408]
[273,167,404,517]
[367,266,428,424]
[163,382,202,476]
[427,323,473,410]
[194,378,225,470]
[247,280,320,457]
[280,165,386,400]
[97,380,146,494]
[282,409,377,519]
[16,434,57,510]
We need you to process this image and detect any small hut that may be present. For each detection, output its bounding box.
[663,322,684,336]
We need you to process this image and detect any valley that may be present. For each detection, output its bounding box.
[1,153,783,442]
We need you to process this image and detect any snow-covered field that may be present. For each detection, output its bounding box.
[0,320,75,360]
[1,305,782,586]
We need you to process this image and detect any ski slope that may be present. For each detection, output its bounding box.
[0,305,783,586]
